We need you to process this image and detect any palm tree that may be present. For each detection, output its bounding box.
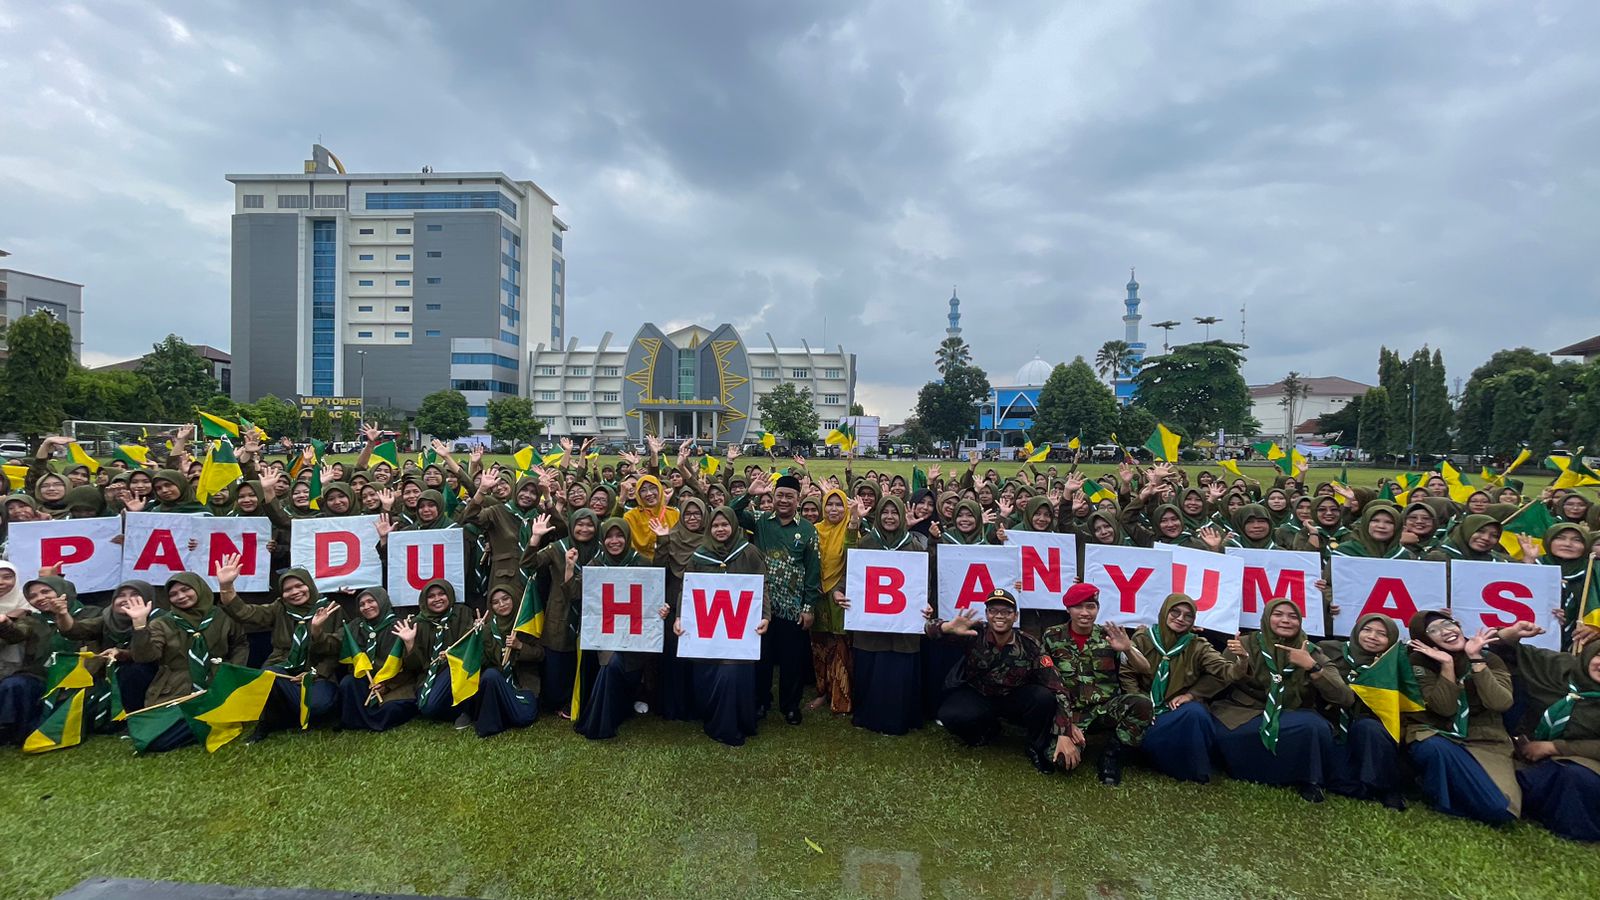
[1151,320,1181,353]
[1094,340,1136,383]
[1193,316,1222,340]
[935,336,972,376]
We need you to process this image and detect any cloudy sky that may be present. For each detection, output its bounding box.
[2,0,1596,419]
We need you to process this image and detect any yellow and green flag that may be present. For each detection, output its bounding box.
[198,410,241,440]
[699,455,720,477]
[1500,501,1559,560]
[43,651,97,695]
[1066,431,1082,452]
[1084,480,1117,506]
[124,703,190,754]
[513,446,536,474]
[1219,458,1244,479]
[178,663,278,752]
[66,441,100,474]
[1143,423,1181,463]
[370,439,401,469]
[446,626,484,706]
[825,423,857,454]
[198,439,243,499]
[514,582,545,638]
[1022,441,1050,464]
[752,430,776,451]
[1350,643,1426,741]
[113,444,151,468]
[23,689,90,754]
[339,625,374,680]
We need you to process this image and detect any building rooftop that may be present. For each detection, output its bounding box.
[1553,335,1600,357]
[0,269,84,288]
[224,171,559,207]
[94,343,230,372]
[1248,375,1372,399]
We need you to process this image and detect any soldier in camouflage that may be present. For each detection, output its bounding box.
[1040,584,1153,785]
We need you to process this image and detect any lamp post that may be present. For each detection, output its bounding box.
[357,350,368,422]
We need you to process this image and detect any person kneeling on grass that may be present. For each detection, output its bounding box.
[0,574,87,744]
[1403,610,1517,824]
[1119,593,1237,783]
[1211,598,1351,803]
[1039,584,1152,785]
[926,589,1077,775]
[214,556,343,743]
[128,572,251,752]
[410,579,483,728]
[1317,614,1408,810]
[337,588,420,733]
[679,506,771,747]
[471,583,541,738]
[1495,621,1600,841]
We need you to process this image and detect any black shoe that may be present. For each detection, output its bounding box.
[1298,784,1326,804]
[1097,745,1124,786]
[1381,790,1408,811]
[756,705,770,720]
[1026,746,1056,775]
[453,712,473,730]
[783,709,802,726]
[244,725,270,745]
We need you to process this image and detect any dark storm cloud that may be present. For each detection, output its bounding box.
[2,0,1596,417]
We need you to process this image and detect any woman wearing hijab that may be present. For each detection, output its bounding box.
[29,469,71,519]
[649,497,708,720]
[336,587,420,732]
[1333,505,1408,559]
[1227,504,1283,551]
[622,474,678,561]
[54,579,161,719]
[143,469,208,514]
[213,559,343,740]
[126,572,250,751]
[1404,609,1517,823]
[410,579,479,724]
[572,517,657,739]
[1398,501,1444,557]
[679,505,770,746]
[524,509,602,718]
[1424,513,1507,564]
[1120,593,1236,782]
[0,562,28,690]
[0,574,86,743]
[1532,523,1600,650]
[838,495,928,735]
[809,488,855,715]
[1316,614,1408,809]
[472,582,541,738]
[1493,621,1600,840]
[1212,599,1352,802]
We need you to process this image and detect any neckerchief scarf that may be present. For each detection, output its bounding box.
[1434,669,1473,739]
[415,579,458,703]
[867,496,914,551]
[1254,598,1307,753]
[1533,682,1600,740]
[1148,626,1193,712]
[693,507,751,569]
[171,612,216,692]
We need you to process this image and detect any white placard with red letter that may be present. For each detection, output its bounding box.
[1226,548,1326,636]
[1003,531,1079,611]
[1330,556,1447,636]
[581,567,666,652]
[1448,559,1561,651]
[7,517,124,592]
[384,529,466,602]
[1170,546,1244,635]
[935,543,1021,622]
[290,516,382,591]
[121,512,272,591]
[1082,544,1173,627]
[678,573,765,660]
[844,549,929,634]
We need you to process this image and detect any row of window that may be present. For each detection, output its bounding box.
[355,304,412,313]
[452,352,520,369]
[532,365,623,377]
[552,417,621,429]
[356,227,411,236]
[536,391,622,403]
[753,367,845,379]
[356,279,412,288]
[452,379,519,394]
[365,191,517,217]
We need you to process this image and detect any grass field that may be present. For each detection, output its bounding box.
[4,708,1590,900]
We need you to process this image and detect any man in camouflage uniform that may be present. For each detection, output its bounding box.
[1040,583,1154,785]
[927,589,1077,774]
[735,474,821,724]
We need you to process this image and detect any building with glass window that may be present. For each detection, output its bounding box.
[0,265,84,361]
[227,145,566,429]
[529,323,855,445]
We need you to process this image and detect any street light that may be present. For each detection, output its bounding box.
[356,350,368,422]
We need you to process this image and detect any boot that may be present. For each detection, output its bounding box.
[1097,740,1124,786]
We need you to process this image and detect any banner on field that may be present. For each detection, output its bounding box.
[121,512,272,591]
[935,543,1021,621]
[1082,544,1173,627]
[678,573,765,660]
[1170,546,1244,635]
[1003,531,1079,611]
[290,516,382,592]
[1225,547,1326,636]
[1330,555,1447,636]
[844,549,929,634]
[384,529,466,602]
[580,567,666,652]
[6,518,123,592]
[1448,559,1561,651]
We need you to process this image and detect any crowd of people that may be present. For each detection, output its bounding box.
[1,424,1597,844]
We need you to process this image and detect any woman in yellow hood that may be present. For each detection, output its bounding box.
[622,474,678,560]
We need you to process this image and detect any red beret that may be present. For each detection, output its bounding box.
[1062,583,1100,608]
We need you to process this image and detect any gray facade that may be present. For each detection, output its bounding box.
[0,269,84,361]
[621,323,752,444]
[230,214,300,401]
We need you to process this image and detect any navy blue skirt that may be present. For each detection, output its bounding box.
[694,663,757,746]
[1214,710,1333,787]
[336,675,417,733]
[1328,716,1405,800]
[1140,702,1217,783]
[1519,759,1600,841]
[1407,736,1514,825]
[575,653,639,740]
[0,674,43,744]
[113,662,158,720]
[851,648,922,736]
[656,631,698,721]
[475,668,539,738]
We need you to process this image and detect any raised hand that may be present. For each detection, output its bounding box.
[213,552,243,589]
[726,445,741,462]
[311,604,338,630]
[1276,642,1317,671]
[528,514,555,544]
[1407,639,1453,664]
[647,436,664,455]
[941,607,981,636]
[362,422,381,443]
[258,467,280,497]
[1497,620,1544,642]
[320,463,337,486]
[392,616,417,645]
[1225,632,1246,657]
[928,464,942,483]
[1104,622,1133,653]
[1206,483,1226,502]
[648,515,671,538]
[470,444,485,464]
[1065,473,1085,494]
[375,513,394,540]
[996,497,1014,518]
[123,495,147,513]
[1198,526,1225,550]
[125,594,153,628]
[378,487,397,511]
[1463,626,1500,657]
[559,436,574,454]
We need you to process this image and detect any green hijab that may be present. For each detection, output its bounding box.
[943,499,987,544]
[64,484,107,517]
[1229,503,1277,550]
[150,469,206,513]
[1437,513,1502,561]
[595,517,642,567]
[1339,503,1404,558]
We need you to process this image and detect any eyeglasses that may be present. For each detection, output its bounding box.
[1424,619,1460,637]
[985,608,1017,618]
[1166,609,1196,623]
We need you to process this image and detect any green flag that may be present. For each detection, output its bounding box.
[178,663,277,753]
[23,689,90,754]
[446,627,484,706]
[1350,644,1426,741]
[125,704,190,754]
[1503,501,1558,539]
[371,440,401,469]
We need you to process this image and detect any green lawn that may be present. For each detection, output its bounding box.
[4,709,1589,899]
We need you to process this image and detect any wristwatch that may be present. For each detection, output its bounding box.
[1307,662,1324,675]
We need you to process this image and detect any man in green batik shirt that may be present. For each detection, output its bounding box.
[1040,584,1153,785]
[734,474,821,724]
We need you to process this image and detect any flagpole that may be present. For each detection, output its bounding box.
[1499,497,1543,526]
[1578,556,1595,621]
[126,690,207,714]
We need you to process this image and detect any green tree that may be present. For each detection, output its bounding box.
[849,402,866,417]
[1528,363,1581,457]
[1486,369,1543,458]
[756,382,822,446]
[485,396,544,447]
[308,407,334,443]
[139,335,217,419]
[413,390,472,441]
[239,394,301,441]
[1031,358,1117,444]
[934,336,972,376]
[1316,392,1362,446]
[0,311,73,440]
[1358,387,1391,459]
[204,393,240,420]
[1412,347,1451,454]
[1130,341,1251,437]
[1116,405,1157,447]
[1094,340,1136,383]
[898,416,935,454]
[1278,372,1312,443]
[1456,347,1554,452]
[364,406,410,434]
[62,368,165,423]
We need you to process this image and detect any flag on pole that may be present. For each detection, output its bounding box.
[446,627,484,706]
[1084,481,1118,506]
[513,580,545,638]
[825,423,857,453]
[339,625,375,679]
[1350,644,1425,741]
[1066,431,1082,452]
[513,446,535,474]
[66,441,100,474]
[752,430,776,451]
[1143,424,1181,463]
[1022,441,1050,464]
[124,703,191,754]
[198,411,241,440]
[699,455,720,477]
[1219,459,1244,479]
[23,689,90,754]
[198,440,243,499]
[178,663,278,752]
[113,445,151,468]
[1500,501,1559,560]
[370,440,401,469]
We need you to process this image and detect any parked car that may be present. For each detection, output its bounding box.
[0,441,28,457]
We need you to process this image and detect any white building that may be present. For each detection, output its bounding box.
[227,144,566,431]
[529,323,855,444]
[1249,375,1373,442]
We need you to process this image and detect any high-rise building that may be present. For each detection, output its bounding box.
[1113,269,1146,406]
[227,145,567,430]
[0,264,84,361]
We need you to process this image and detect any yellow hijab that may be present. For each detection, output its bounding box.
[815,488,851,593]
[622,474,679,560]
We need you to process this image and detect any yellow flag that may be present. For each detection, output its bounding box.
[67,442,100,473]
[513,446,535,473]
